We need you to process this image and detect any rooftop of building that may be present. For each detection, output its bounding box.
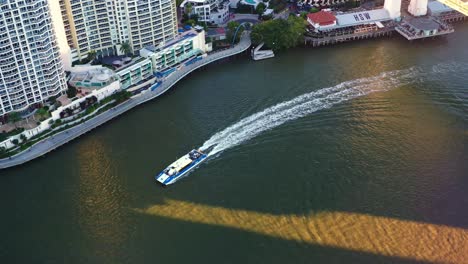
[186,0,209,3]
[335,8,391,28]
[307,11,337,25]
[114,57,150,73]
[141,29,200,54]
[207,27,226,36]
[407,16,442,31]
[179,0,210,7]
[69,67,117,88]
[428,0,454,14]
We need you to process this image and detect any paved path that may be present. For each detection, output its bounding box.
[0,32,251,169]
[219,14,260,27]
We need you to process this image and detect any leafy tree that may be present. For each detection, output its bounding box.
[269,0,287,13]
[55,119,62,126]
[181,13,189,23]
[226,21,244,43]
[87,50,96,62]
[309,7,319,13]
[20,134,27,143]
[66,86,77,98]
[185,3,193,16]
[185,19,196,27]
[119,41,132,55]
[191,14,199,24]
[9,112,21,128]
[36,107,49,121]
[345,0,360,8]
[256,2,267,15]
[227,21,240,33]
[236,3,255,14]
[47,95,57,105]
[251,15,306,52]
[12,139,19,145]
[300,11,308,19]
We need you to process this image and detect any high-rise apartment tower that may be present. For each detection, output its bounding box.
[59,0,178,62]
[0,0,67,116]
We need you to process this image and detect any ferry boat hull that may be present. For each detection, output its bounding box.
[155,149,209,186]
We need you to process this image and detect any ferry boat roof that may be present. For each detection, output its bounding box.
[170,155,193,172]
[156,145,215,186]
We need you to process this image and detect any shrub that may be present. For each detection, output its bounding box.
[269,0,287,13]
[236,3,254,14]
[66,86,77,98]
[310,7,319,13]
[85,105,96,115]
[256,2,267,14]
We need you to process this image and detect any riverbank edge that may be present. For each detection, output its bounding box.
[0,32,251,170]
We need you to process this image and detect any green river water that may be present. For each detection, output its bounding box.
[1,24,467,264]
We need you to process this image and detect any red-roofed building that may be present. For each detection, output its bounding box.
[307,11,337,30]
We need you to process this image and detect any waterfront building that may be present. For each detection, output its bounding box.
[180,0,230,25]
[57,0,116,62]
[0,0,67,116]
[207,27,227,41]
[58,0,178,62]
[115,58,154,90]
[120,0,178,52]
[307,11,337,30]
[68,67,119,93]
[139,29,208,72]
[307,9,393,31]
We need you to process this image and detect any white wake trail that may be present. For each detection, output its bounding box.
[201,67,418,155]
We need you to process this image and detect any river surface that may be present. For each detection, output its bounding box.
[1,24,468,264]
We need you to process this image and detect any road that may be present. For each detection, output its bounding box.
[0,32,252,169]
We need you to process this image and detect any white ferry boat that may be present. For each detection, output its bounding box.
[155,148,211,186]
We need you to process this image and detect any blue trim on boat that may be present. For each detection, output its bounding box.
[155,154,208,185]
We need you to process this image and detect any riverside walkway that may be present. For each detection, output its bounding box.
[0,32,251,169]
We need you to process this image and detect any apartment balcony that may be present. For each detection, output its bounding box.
[1,69,20,79]
[2,81,22,89]
[0,59,16,67]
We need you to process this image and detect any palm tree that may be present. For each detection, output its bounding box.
[87,50,96,62]
[119,42,132,56]
[184,3,193,17]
